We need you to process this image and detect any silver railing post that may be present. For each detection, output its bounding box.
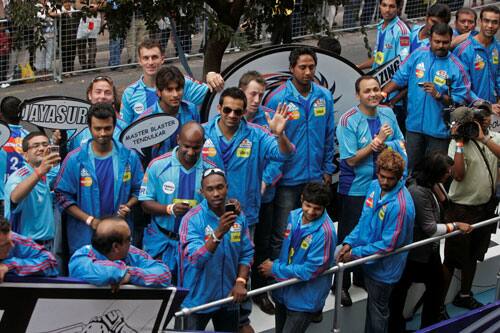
[332,262,344,333]
[496,267,500,301]
[55,16,62,83]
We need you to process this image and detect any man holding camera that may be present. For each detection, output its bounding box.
[383,23,470,170]
[443,102,500,309]
[4,132,60,251]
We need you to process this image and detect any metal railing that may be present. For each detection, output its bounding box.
[175,215,500,332]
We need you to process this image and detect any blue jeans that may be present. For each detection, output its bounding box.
[108,37,123,66]
[405,131,450,171]
[275,302,313,333]
[364,275,394,333]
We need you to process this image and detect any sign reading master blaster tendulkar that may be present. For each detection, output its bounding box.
[20,96,91,140]
[120,114,179,155]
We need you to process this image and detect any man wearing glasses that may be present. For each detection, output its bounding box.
[69,216,171,289]
[4,132,60,251]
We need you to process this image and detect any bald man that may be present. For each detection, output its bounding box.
[139,121,216,283]
[69,216,171,289]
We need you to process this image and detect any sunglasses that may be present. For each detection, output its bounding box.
[202,168,226,180]
[92,76,114,85]
[222,106,244,116]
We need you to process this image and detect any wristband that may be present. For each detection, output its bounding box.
[211,231,221,243]
[236,277,247,285]
[455,147,464,154]
[166,204,176,217]
[85,216,94,226]
[452,222,458,231]
[33,168,42,180]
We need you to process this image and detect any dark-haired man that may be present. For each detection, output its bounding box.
[454,8,477,36]
[179,168,253,332]
[410,4,451,53]
[5,132,60,249]
[384,23,470,170]
[55,103,143,254]
[69,216,171,289]
[259,182,337,333]
[0,217,58,282]
[337,149,415,333]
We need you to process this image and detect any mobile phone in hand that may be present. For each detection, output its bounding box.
[417,82,425,87]
[50,145,60,154]
[225,203,236,213]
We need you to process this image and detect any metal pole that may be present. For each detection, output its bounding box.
[131,12,136,63]
[332,262,344,333]
[496,267,500,301]
[55,16,62,83]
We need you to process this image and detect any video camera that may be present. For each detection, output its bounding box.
[449,101,493,141]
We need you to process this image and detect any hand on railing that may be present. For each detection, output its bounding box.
[336,244,352,263]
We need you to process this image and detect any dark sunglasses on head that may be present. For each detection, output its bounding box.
[222,106,244,116]
[92,76,114,85]
[202,168,226,180]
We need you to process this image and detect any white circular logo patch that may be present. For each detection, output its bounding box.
[162,181,175,194]
[133,103,145,114]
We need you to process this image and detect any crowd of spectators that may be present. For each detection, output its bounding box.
[0,1,499,333]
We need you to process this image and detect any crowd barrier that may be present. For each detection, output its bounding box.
[174,216,500,332]
[0,0,497,87]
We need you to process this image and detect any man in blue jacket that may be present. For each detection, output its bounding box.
[453,6,500,114]
[54,104,143,255]
[337,149,415,333]
[138,66,200,159]
[0,217,58,282]
[202,87,294,230]
[383,23,470,170]
[140,122,215,281]
[264,47,335,260]
[259,182,337,333]
[70,216,171,290]
[179,168,254,332]
[409,4,451,53]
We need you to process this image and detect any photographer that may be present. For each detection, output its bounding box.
[443,102,500,310]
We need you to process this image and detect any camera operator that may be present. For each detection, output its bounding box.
[442,102,500,310]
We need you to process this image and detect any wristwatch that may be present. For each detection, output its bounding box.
[211,231,221,243]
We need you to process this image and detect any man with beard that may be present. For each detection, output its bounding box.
[54,104,143,255]
[383,23,470,170]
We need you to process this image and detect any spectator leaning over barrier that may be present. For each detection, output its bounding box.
[264,47,335,262]
[259,182,337,333]
[388,152,472,332]
[54,103,143,255]
[179,168,254,332]
[337,149,415,333]
[453,7,477,37]
[409,4,451,53]
[443,102,500,310]
[138,66,199,159]
[120,39,224,126]
[0,216,58,282]
[34,0,60,79]
[140,122,216,283]
[453,6,500,115]
[69,216,171,290]
[335,75,405,306]
[383,23,470,171]
[4,132,60,251]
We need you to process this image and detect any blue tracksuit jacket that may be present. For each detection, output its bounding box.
[265,79,335,185]
[54,139,143,254]
[202,116,293,225]
[1,232,58,277]
[453,35,500,103]
[344,179,415,284]
[69,244,171,287]
[271,208,337,312]
[179,199,254,312]
[391,47,471,138]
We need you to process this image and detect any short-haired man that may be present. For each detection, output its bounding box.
[120,39,224,126]
[55,104,143,254]
[140,122,215,280]
[69,216,171,289]
[138,66,200,158]
[0,217,58,282]
[384,23,470,170]
[4,132,60,250]
[454,6,500,114]
[454,7,477,36]
[410,4,451,53]
[179,169,254,332]
[265,47,335,261]
[337,149,415,333]
[259,182,337,333]
[336,76,405,305]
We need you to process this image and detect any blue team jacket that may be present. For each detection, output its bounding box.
[202,116,293,225]
[54,139,143,254]
[179,199,254,312]
[454,35,500,103]
[265,79,335,185]
[391,47,470,138]
[1,232,58,277]
[272,208,337,312]
[344,179,415,284]
[69,244,171,287]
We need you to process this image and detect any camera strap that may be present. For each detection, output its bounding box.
[471,139,495,198]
